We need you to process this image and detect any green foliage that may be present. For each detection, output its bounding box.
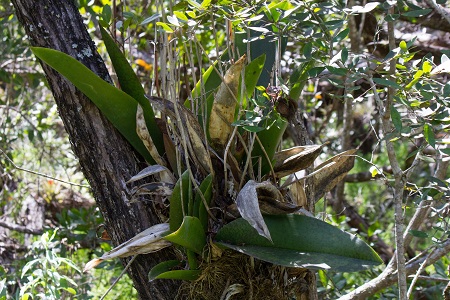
[164,216,206,255]
[5,0,450,298]
[19,230,80,300]
[31,47,156,163]
[215,215,382,272]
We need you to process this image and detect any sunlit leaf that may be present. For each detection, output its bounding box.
[156,22,174,33]
[215,215,383,272]
[348,2,379,14]
[31,47,154,163]
[422,61,432,74]
[164,216,206,254]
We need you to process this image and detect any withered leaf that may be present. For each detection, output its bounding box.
[136,104,167,167]
[313,149,357,202]
[147,96,213,176]
[273,144,324,178]
[127,165,174,184]
[84,223,171,272]
[236,180,272,242]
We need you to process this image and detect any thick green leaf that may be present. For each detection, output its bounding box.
[215,214,383,272]
[190,62,220,104]
[241,54,266,100]
[402,8,432,18]
[423,123,436,148]
[408,230,428,238]
[390,106,402,131]
[252,119,288,176]
[169,170,191,232]
[193,174,213,231]
[31,47,154,162]
[148,260,183,281]
[290,61,315,101]
[373,77,402,89]
[100,27,164,157]
[153,270,201,281]
[164,216,206,254]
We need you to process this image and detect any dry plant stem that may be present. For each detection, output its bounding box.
[423,0,450,25]
[337,238,450,300]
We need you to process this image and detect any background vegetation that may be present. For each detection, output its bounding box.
[1,0,450,299]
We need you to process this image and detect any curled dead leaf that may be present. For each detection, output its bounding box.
[209,55,246,152]
[236,180,272,241]
[313,149,357,202]
[273,144,324,178]
[83,223,172,272]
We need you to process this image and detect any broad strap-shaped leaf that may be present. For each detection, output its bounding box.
[151,269,201,281]
[215,214,383,272]
[148,260,184,281]
[31,47,154,163]
[163,216,206,254]
[240,54,266,101]
[100,27,164,156]
[148,260,200,282]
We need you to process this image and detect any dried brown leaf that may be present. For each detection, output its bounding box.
[136,105,167,166]
[289,180,307,207]
[313,149,357,201]
[83,223,171,272]
[273,144,324,178]
[147,96,213,176]
[209,55,246,152]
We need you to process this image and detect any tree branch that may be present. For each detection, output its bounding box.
[338,238,450,300]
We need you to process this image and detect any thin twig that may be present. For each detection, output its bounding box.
[0,149,90,188]
[100,255,137,300]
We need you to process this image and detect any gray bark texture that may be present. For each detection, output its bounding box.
[10,0,179,298]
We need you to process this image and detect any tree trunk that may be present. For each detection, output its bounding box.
[11,0,179,298]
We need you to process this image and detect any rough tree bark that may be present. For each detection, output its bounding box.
[11,0,179,298]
